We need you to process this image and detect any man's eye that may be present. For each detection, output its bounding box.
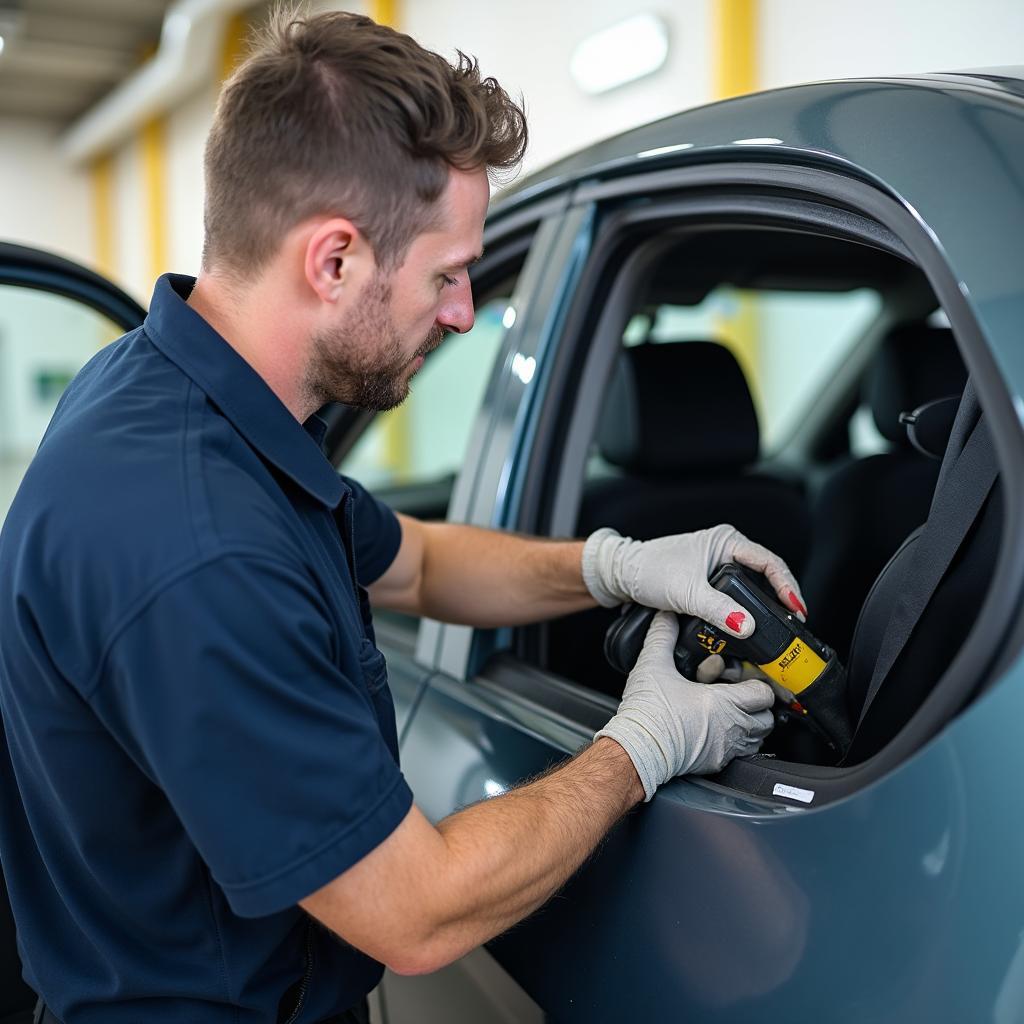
[441,274,458,288]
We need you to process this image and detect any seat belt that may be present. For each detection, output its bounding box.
[854,406,998,732]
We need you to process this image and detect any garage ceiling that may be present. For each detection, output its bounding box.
[0,0,172,123]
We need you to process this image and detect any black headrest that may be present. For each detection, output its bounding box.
[597,341,759,476]
[866,324,967,445]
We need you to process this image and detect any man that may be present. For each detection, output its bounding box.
[0,10,807,1023]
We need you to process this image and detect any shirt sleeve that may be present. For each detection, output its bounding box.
[339,475,402,586]
[91,552,414,918]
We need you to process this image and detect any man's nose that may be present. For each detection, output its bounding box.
[438,278,475,335]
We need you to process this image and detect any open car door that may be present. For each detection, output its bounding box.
[0,241,144,1023]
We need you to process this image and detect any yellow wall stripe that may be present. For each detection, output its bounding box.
[141,117,168,287]
[220,10,249,82]
[90,153,116,280]
[711,0,761,403]
[368,0,399,28]
[367,0,411,479]
[713,0,758,101]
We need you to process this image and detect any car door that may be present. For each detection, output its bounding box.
[0,241,145,1023]
[395,156,1024,1024]
[0,244,145,525]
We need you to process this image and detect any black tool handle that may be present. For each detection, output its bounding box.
[604,603,725,678]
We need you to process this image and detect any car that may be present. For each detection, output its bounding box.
[3,66,1024,1023]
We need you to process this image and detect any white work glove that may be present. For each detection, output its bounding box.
[581,523,806,639]
[596,611,775,800]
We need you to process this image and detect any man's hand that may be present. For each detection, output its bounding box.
[596,611,775,800]
[581,523,806,638]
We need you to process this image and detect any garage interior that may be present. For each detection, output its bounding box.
[2,2,1023,1022]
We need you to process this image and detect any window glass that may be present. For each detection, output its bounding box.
[550,268,893,706]
[341,282,518,514]
[623,285,882,451]
[0,284,120,525]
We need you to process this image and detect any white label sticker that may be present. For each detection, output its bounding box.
[773,783,815,804]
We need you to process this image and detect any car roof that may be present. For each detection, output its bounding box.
[488,69,1024,369]
[494,69,1024,212]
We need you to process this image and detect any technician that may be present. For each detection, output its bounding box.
[0,10,807,1024]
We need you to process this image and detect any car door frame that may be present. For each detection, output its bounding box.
[0,243,145,330]
[410,193,585,676]
[424,159,1024,806]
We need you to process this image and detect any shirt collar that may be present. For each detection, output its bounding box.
[144,274,346,509]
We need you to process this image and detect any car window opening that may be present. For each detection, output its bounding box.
[521,218,1001,783]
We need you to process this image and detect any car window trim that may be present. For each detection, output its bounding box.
[473,163,1024,806]
[402,208,578,673]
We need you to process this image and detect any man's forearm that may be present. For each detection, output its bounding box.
[428,737,643,959]
[379,518,596,627]
[301,738,644,976]
[421,522,591,625]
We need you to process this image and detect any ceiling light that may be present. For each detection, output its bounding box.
[0,36,5,57]
[570,14,669,96]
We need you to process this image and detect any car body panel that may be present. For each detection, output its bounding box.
[404,643,1024,1023]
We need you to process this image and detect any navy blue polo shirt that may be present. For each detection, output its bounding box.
[0,274,413,1022]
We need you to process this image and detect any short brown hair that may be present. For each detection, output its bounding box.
[202,7,528,276]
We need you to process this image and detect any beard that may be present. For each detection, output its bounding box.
[305,273,446,412]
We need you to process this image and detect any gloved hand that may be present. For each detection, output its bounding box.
[596,611,775,801]
[581,523,806,638]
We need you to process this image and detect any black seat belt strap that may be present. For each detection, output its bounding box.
[856,414,998,728]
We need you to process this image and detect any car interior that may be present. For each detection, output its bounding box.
[531,221,998,773]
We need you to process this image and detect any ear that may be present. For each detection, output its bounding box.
[303,218,372,303]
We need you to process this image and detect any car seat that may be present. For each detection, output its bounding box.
[841,381,1000,762]
[801,323,967,660]
[547,340,810,695]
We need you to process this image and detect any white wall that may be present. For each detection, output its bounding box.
[0,116,93,268]
[399,0,713,179]
[111,134,149,304]
[107,80,219,306]
[167,82,220,279]
[760,0,1024,89]
[404,0,1024,179]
